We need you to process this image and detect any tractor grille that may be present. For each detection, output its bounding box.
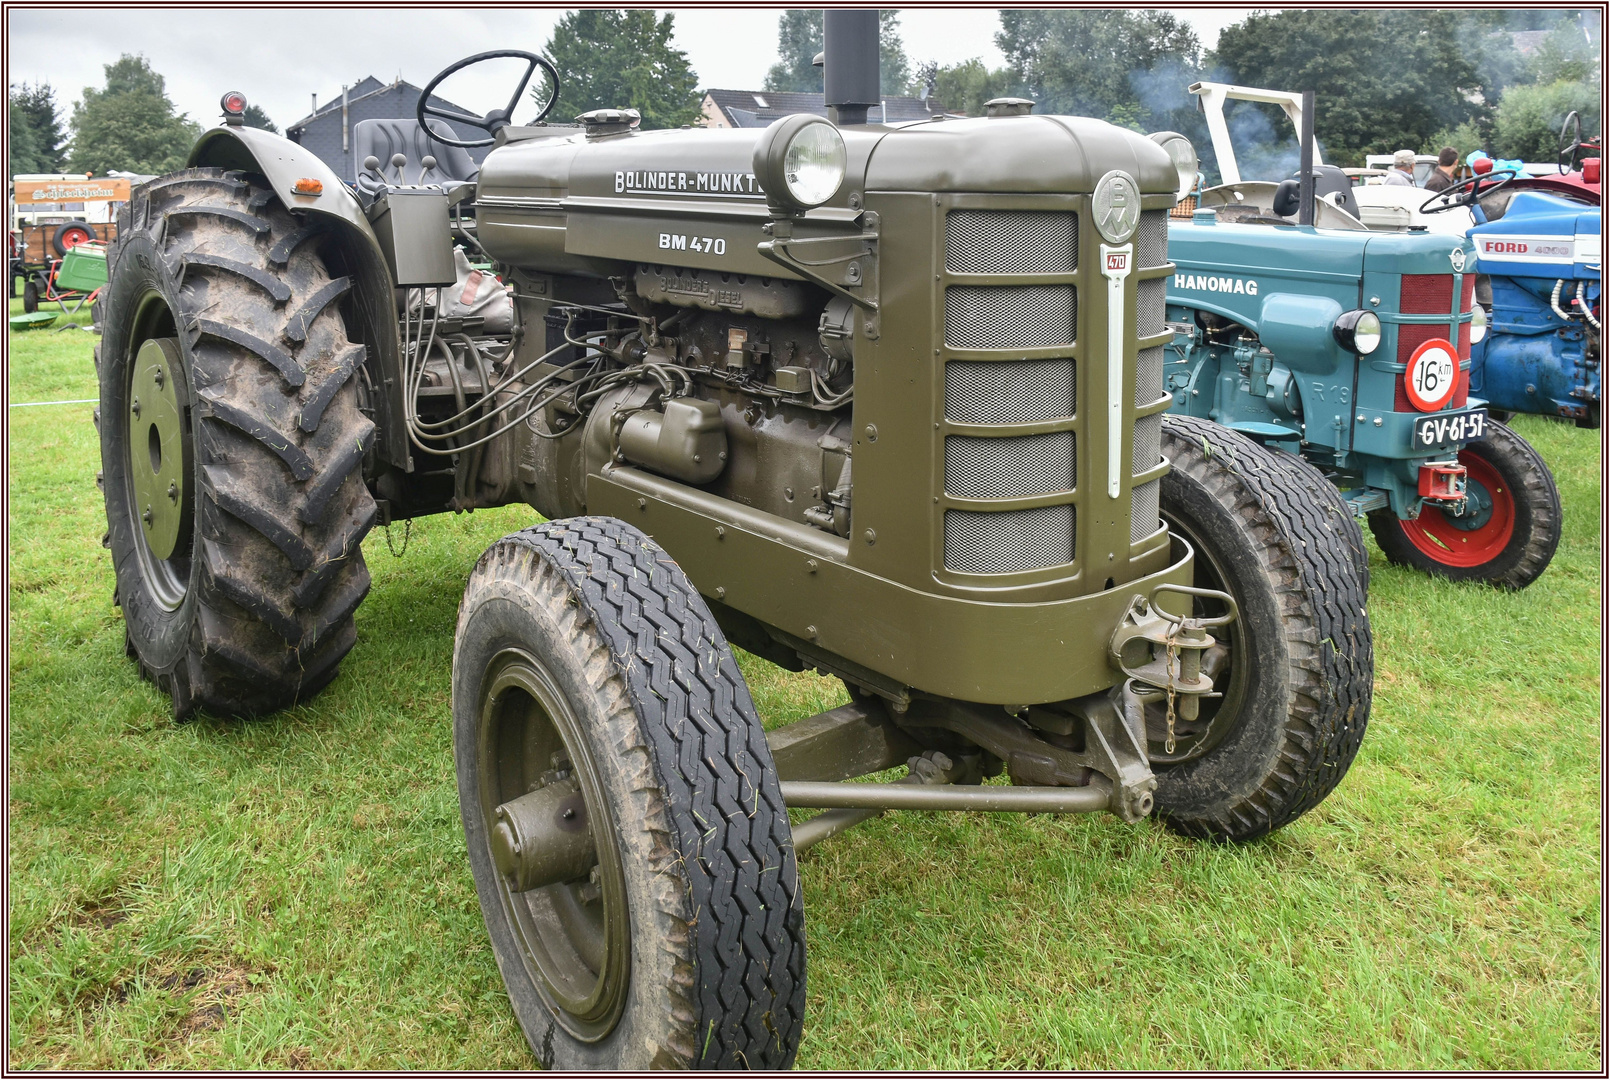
[1134,210,1169,268]
[1135,345,1164,405]
[945,432,1075,499]
[1130,478,1161,543]
[945,505,1076,574]
[1394,272,1474,410]
[1131,413,1162,473]
[945,210,1077,275]
[1400,274,1454,314]
[945,286,1077,350]
[945,359,1075,424]
[940,208,1084,577]
[1136,278,1167,337]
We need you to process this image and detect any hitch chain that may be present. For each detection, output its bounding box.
[384,517,412,558]
[1109,583,1236,756]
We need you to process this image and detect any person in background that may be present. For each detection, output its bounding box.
[1382,148,1418,187]
[1424,146,1458,193]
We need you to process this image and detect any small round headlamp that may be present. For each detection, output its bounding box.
[1334,309,1382,355]
[1148,130,1199,204]
[753,114,847,213]
[1469,304,1488,344]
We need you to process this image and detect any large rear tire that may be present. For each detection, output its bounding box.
[453,519,806,1068]
[1151,416,1373,842]
[1368,420,1560,590]
[98,168,376,718]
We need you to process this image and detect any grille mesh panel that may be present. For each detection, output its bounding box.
[1136,278,1166,337]
[945,359,1075,424]
[1132,413,1162,474]
[1130,480,1161,543]
[1135,345,1164,405]
[1134,210,1169,267]
[946,286,1076,350]
[1401,273,1454,314]
[946,432,1075,499]
[945,505,1075,574]
[945,210,1077,275]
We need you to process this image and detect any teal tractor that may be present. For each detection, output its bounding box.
[1155,122,1561,590]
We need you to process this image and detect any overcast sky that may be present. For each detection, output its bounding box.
[8,6,1251,132]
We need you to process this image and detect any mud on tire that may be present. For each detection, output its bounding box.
[453,518,806,1069]
[1152,415,1373,842]
[99,167,376,718]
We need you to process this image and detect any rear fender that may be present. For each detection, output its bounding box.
[189,126,409,470]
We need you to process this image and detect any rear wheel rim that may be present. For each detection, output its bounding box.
[123,305,193,611]
[62,227,90,249]
[477,648,630,1043]
[1147,510,1247,766]
[1397,450,1515,567]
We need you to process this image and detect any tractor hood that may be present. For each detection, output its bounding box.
[1468,190,1602,281]
[474,116,1177,279]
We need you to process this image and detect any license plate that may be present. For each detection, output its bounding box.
[1412,408,1488,449]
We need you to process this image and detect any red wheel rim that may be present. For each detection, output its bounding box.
[62,228,90,249]
[1397,449,1514,567]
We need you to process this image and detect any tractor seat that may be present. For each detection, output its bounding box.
[353,118,478,202]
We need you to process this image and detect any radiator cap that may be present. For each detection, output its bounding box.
[576,108,641,137]
[985,97,1034,118]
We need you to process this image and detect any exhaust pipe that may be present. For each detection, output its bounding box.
[1298,89,1315,226]
[823,9,879,126]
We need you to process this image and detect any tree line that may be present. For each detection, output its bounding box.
[10,10,1599,178]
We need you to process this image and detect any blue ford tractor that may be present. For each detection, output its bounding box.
[1463,172,1601,428]
[1153,110,1562,589]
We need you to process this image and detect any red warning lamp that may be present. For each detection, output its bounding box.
[220,91,248,125]
[1583,157,1600,185]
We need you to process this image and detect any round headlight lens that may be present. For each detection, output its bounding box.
[1353,311,1382,354]
[1148,131,1199,204]
[1334,309,1382,354]
[1470,304,1488,344]
[783,123,846,208]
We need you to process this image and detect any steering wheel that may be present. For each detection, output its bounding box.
[416,50,560,149]
[1419,169,1516,215]
[1557,110,1600,175]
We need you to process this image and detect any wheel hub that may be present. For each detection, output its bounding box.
[125,336,193,608]
[1443,477,1495,531]
[481,652,630,1042]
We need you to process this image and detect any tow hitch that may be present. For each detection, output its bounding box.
[1418,461,1468,504]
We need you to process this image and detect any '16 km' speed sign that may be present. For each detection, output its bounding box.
[1405,338,1459,412]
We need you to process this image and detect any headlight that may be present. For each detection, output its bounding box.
[1333,309,1382,355]
[1470,304,1488,344]
[753,114,847,213]
[1148,130,1199,204]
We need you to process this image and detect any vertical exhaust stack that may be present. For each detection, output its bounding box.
[823,9,880,126]
[1298,89,1315,226]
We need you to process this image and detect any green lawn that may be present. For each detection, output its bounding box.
[7,297,1602,1069]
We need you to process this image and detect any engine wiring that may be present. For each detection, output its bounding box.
[399,269,855,460]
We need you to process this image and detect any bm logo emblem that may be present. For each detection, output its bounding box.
[1093,170,1140,244]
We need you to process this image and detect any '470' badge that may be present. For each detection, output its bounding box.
[1093,170,1140,244]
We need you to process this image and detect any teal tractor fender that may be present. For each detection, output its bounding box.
[188,125,410,470]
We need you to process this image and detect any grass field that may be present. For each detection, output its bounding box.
[7,297,1602,1069]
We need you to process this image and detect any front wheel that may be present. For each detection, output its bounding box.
[1368,421,1560,590]
[1151,416,1373,842]
[453,518,805,1069]
[22,277,39,312]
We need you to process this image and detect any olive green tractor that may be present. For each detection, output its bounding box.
[97,14,1372,1068]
